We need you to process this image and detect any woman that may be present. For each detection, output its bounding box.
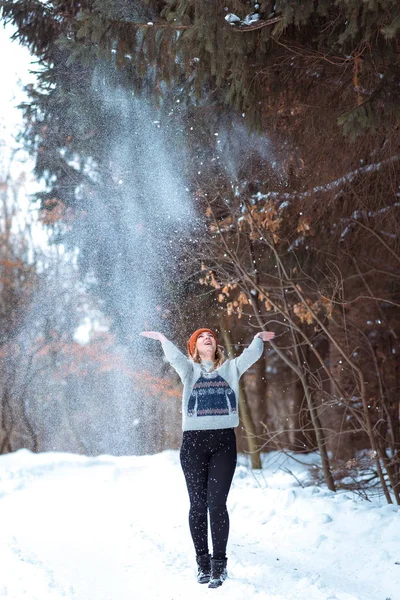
[140,327,275,588]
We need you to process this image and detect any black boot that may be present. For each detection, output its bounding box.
[208,557,227,588]
[196,553,211,584]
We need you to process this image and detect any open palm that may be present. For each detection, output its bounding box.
[140,331,166,342]
[256,331,275,342]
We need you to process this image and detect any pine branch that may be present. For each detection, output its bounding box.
[108,20,190,30]
[226,15,283,32]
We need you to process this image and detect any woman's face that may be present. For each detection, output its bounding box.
[196,331,217,356]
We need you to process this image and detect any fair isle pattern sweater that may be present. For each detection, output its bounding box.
[161,337,264,432]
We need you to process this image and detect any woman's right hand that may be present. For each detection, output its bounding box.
[139,331,167,343]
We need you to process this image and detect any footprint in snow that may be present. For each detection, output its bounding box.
[319,513,333,524]
[9,538,74,597]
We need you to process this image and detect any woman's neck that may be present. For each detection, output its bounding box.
[199,351,215,363]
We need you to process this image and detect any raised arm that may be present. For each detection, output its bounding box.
[140,331,192,383]
[234,331,275,379]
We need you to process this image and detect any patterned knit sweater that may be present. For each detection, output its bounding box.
[161,337,264,432]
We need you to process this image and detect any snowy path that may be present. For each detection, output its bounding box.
[0,450,398,600]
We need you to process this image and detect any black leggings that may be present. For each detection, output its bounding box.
[180,428,237,560]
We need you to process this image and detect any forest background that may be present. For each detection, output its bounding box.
[0,0,399,504]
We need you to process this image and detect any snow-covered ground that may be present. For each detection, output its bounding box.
[0,449,398,600]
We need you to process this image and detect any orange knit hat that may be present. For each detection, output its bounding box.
[187,328,218,358]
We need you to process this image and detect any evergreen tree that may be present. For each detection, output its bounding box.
[1,1,399,470]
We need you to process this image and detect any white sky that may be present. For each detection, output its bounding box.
[0,24,106,345]
[0,23,47,256]
[0,23,36,145]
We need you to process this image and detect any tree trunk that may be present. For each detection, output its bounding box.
[219,320,262,469]
[289,378,317,451]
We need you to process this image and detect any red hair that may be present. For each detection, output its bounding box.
[187,328,218,358]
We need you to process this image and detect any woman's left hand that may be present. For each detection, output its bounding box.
[255,331,275,342]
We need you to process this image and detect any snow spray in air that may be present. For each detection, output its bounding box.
[70,66,196,454]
